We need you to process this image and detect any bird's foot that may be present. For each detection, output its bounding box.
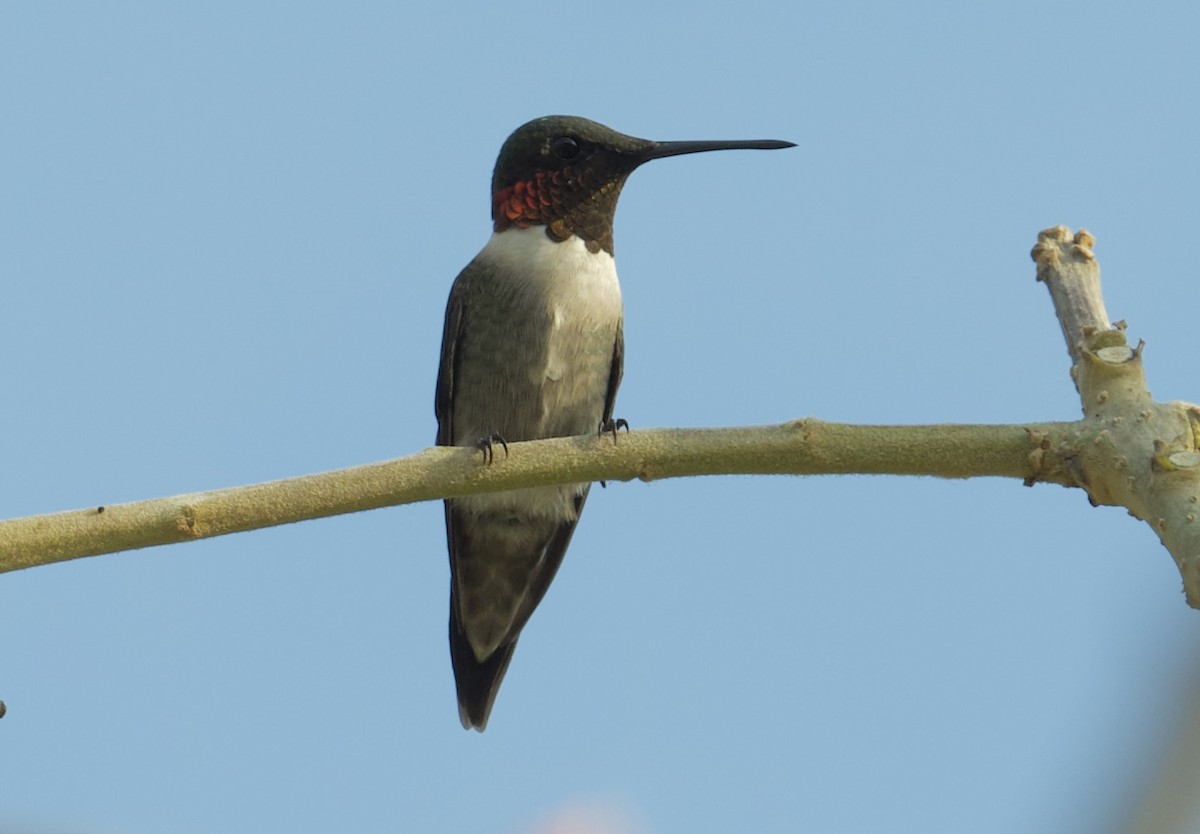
[597,418,629,488]
[475,433,509,465]
[598,418,630,444]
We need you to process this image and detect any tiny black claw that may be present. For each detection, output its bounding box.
[598,418,630,443]
[598,418,629,487]
[475,432,509,465]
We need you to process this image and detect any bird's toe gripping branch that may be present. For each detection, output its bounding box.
[475,433,509,465]
[599,418,630,444]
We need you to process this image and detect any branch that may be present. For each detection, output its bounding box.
[1033,226,1200,605]
[6,226,1200,609]
[1,421,1074,573]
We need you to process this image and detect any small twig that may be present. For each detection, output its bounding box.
[1032,226,1114,372]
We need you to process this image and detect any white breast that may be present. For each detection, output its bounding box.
[478,227,623,323]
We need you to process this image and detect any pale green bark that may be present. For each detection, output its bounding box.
[0,419,1079,573]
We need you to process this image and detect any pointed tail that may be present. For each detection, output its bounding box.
[450,614,517,731]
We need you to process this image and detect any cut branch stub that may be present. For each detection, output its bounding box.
[1031,226,1114,373]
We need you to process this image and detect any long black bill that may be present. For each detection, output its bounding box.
[640,138,796,162]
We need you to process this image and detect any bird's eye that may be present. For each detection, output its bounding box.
[550,136,581,160]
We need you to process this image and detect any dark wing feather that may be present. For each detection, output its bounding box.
[434,280,466,447]
[447,512,517,731]
[446,495,585,731]
[602,320,624,427]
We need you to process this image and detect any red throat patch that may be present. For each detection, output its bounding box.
[492,171,561,232]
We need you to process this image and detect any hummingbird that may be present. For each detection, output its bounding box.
[436,115,794,730]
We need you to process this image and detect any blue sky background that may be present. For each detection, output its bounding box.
[4,2,1200,832]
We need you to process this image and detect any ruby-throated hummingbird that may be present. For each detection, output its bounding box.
[436,115,793,730]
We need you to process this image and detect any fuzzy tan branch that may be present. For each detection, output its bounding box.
[0,421,1075,573]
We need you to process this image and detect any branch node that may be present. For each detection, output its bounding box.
[178,506,199,537]
[1096,346,1135,365]
[1023,428,1052,486]
[1155,443,1200,472]
[1030,225,1072,270]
